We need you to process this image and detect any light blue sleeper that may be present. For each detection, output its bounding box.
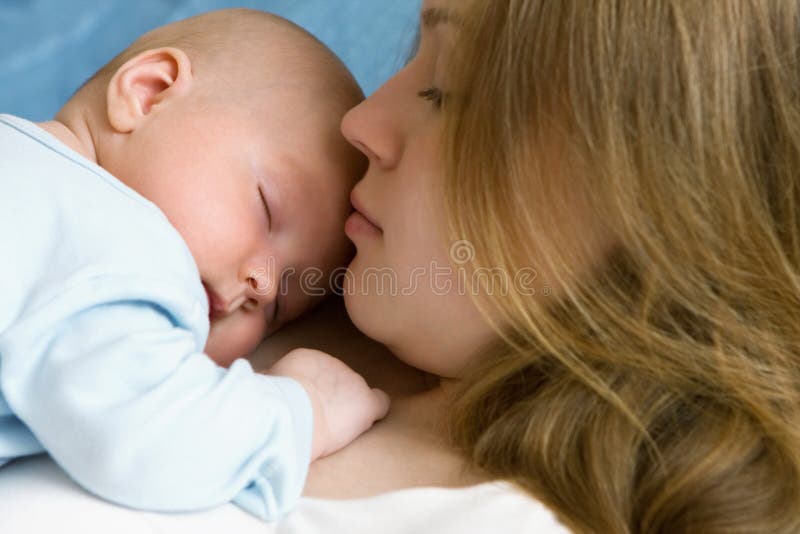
[0,114,312,521]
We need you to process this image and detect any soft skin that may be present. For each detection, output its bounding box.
[340,2,496,379]
[39,14,365,367]
[341,0,609,379]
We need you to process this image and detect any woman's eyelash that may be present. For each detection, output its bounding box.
[418,87,444,109]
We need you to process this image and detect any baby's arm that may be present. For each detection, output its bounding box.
[0,291,379,520]
[267,348,391,461]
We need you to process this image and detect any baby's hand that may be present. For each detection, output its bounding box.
[267,348,390,461]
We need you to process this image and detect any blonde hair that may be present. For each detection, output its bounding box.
[443,1,800,532]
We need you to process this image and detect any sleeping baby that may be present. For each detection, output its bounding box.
[0,8,389,521]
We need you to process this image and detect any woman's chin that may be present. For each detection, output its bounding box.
[343,288,408,355]
[342,289,383,340]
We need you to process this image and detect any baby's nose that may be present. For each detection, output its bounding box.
[246,268,276,300]
[239,253,280,300]
[238,268,278,316]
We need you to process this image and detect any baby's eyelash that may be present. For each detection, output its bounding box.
[258,187,272,230]
[418,87,444,110]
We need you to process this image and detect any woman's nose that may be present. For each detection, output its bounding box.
[341,87,403,169]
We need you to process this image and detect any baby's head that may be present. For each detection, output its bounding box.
[63,9,365,365]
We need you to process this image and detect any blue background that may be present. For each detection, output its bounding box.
[0,0,422,121]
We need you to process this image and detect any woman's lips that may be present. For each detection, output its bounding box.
[345,210,383,238]
[347,191,383,238]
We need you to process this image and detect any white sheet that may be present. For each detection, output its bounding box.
[0,455,570,533]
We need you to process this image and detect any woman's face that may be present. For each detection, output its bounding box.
[340,0,495,378]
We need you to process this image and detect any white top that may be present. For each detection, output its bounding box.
[0,455,572,534]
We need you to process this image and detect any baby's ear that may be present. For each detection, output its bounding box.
[106,47,193,133]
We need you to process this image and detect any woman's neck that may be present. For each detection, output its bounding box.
[302,380,486,499]
[248,298,487,498]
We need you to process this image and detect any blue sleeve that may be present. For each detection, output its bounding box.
[0,295,313,521]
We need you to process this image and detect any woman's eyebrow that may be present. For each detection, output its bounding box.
[421,7,458,30]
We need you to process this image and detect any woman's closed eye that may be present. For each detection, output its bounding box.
[418,86,444,110]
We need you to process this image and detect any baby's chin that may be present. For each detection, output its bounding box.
[204,325,262,368]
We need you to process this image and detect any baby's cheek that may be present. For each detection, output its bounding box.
[204,315,268,367]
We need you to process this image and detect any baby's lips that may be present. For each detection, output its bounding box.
[203,282,232,318]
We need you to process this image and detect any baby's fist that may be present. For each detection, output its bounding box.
[267,348,390,461]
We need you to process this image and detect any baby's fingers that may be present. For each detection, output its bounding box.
[370,388,391,421]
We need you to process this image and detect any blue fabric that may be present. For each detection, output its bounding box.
[0,114,313,520]
[0,0,421,121]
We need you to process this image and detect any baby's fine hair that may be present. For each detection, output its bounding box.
[80,8,362,106]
